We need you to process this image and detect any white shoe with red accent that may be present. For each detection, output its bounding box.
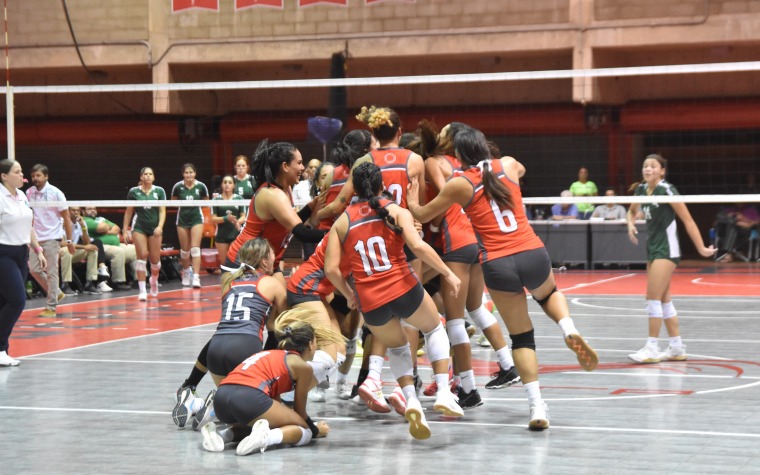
[358,377,391,413]
[387,387,407,416]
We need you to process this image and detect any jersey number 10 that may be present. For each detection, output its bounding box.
[354,237,392,276]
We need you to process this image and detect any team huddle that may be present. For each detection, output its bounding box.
[166,105,712,456]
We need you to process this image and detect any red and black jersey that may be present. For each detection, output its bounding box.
[368,148,413,208]
[461,159,543,262]
[227,184,293,266]
[287,234,349,298]
[317,164,351,231]
[221,350,296,399]
[426,155,477,254]
[216,273,272,341]
[341,198,419,313]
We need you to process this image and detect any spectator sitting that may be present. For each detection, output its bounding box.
[569,166,598,219]
[82,206,137,291]
[293,158,320,211]
[60,206,109,294]
[591,188,627,220]
[551,190,579,220]
[715,203,760,262]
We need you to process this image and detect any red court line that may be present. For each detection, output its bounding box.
[12,287,222,357]
[554,271,760,296]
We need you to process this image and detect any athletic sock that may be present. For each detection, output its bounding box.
[669,336,683,349]
[495,346,515,370]
[557,317,578,338]
[460,369,475,393]
[266,428,284,446]
[367,355,384,382]
[524,380,542,407]
[646,337,659,348]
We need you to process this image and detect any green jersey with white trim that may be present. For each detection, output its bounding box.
[171,180,209,226]
[127,185,167,233]
[635,180,681,260]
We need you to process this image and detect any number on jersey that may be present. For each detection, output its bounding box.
[224,291,255,321]
[387,184,403,205]
[490,200,518,233]
[354,236,392,276]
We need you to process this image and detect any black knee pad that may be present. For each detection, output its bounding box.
[423,275,441,296]
[533,286,558,307]
[510,329,536,351]
[361,325,372,348]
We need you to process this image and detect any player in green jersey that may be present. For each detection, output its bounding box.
[233,155,255,200]
[123,167,166,301]
[211,175,245,264]
[172,163,209,289]
[626,154,714,364]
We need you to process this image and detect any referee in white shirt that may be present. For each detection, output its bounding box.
[26,164,76,318]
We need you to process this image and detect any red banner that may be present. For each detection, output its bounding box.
[236,0,284,9]
[299,0,348,7]
[172,0,219,12]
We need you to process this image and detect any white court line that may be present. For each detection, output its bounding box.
[23,357,197,364]
[559,273,636,292]
[562,371,760,380]
[569,298,759,315]
[692,277,760,287]
[1,405,757,439]
[564,296,760,302]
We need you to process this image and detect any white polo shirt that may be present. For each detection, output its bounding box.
[26,182,68,242]
[0,185,33,245]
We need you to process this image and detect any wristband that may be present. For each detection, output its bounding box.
[305,416,320,439]
[66,239,73,244]
[34,246,43,254]
[429,223,439,233]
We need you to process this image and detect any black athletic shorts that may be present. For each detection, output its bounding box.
[215,384,273,425]
[363,281,425,327]
[442,243,479,265]
[207,333,263,377]
[481,247,552,293]
[286,289,321,307]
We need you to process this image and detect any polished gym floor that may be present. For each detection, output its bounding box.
[2,263,759,474]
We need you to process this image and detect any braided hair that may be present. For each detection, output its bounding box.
[352,162,403,234]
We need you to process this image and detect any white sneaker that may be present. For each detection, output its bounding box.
[97,266,110,278]
[98,281,113,293]
[433,386,464,417]
[308,385,326,403]
[173,387,196,428]
[336,380,352,400]
[149,276,159,297]
[477,334,491,347]
[138,290,148,301]
[528,401,550,431]
[404,397,430,440]
[628,345,661,364]
[660,345,687,361]
[358,377,391,413]
[182,268,192,287]
[388,387,407,416]
[192,390,216,431]
[0,351,20,367]
[236,419,270,456]
[192,273,201,289]
[201,422,225,452]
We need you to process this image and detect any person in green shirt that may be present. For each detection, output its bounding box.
[626,154,714,364]
[123,167,166,301]
[233,155,255,201]
[569,167,598,219]
[210,175,245,265]
[82,206,136,291]
[171,163,209,289]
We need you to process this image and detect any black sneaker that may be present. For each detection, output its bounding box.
[83,281,102,294]
[485,364,521,389]
[457,387,483,409]
[349,384,359,399]
[113,282,133,291]
[60,283,78,296]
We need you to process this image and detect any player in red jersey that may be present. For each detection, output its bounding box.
[408,127,599,431]
[224,140,326,282]
[200,308,345,455]
[325,162,463,440]
[409,121,521,406]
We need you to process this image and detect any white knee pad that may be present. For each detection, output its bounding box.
[646,299,663,318]
[388,343,414,378]
[295,426,312,446]
[445,318,470,346]
[423,323,450,364]
[307,350,335,384]
[180,250,190,259]
[135,259,147,273]
[190,247,201,258]
[345,338,357,356]
[469,305,497,330]
[151,261,161,273]
[662,301,677,319]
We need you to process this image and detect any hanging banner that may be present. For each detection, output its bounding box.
[172,0,219,12]
[236,0,284,9]
[299,0,348,7]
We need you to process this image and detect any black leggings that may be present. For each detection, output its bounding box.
[0,244,29,352]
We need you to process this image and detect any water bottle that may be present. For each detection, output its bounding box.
[25,280,33,298]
